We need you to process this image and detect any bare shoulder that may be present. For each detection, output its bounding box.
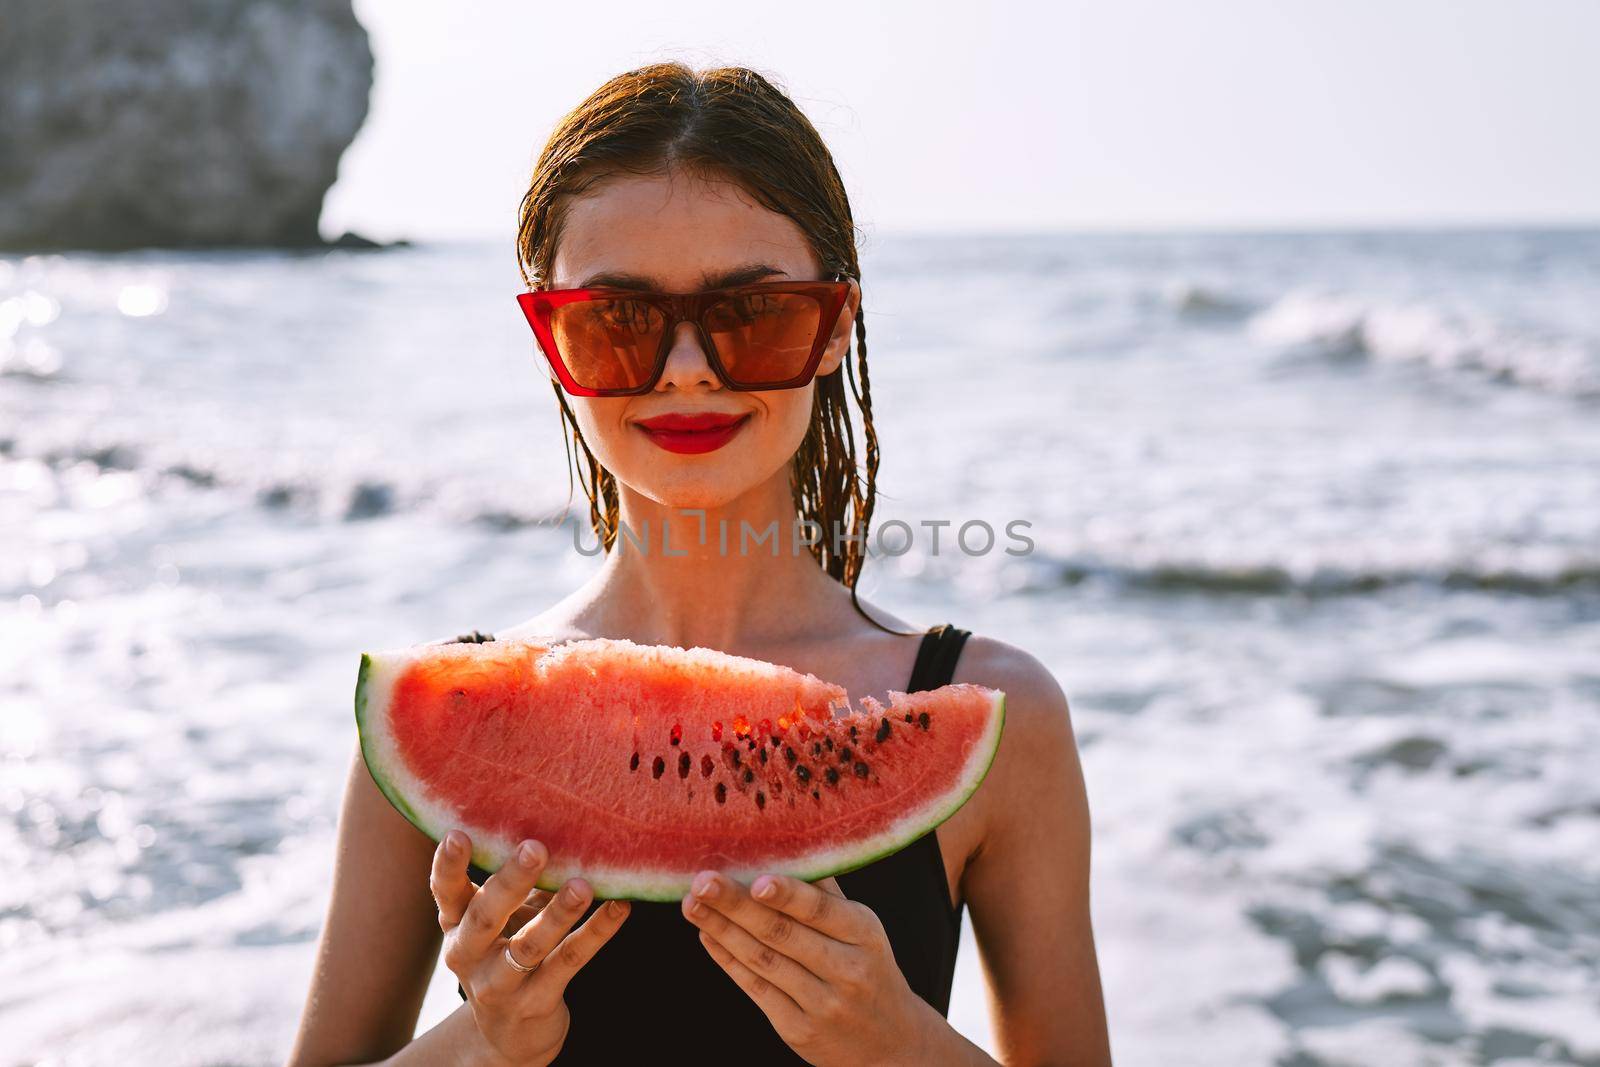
[951,633,1077,748]
[948,633,1086,837]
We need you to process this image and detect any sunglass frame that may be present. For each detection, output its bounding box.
[515,279,853,397]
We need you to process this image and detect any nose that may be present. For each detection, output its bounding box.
[654,321,721,392]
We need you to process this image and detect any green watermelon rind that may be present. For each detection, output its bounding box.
[354,648,1006,901]
[354,653,430,835]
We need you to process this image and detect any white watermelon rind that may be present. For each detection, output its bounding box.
[354,647,1006,901]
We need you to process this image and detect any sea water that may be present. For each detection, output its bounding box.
[3,230,1597,1066]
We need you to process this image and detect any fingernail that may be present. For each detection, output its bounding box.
[563,883,586,905]
[607,900,627,918]
[692,872,717,899]
[754,877,777,900]
[686,899,706,918]
[443,832,459,854]
[518,841,539,867]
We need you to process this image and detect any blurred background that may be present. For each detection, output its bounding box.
[3,2,1598,1064]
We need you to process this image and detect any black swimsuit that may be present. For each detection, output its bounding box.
[453,623,973,1063]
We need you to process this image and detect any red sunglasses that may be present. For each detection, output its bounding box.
[515,278,852,397]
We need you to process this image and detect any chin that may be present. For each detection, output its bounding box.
[624,468,755,511]
[658,488,745,510]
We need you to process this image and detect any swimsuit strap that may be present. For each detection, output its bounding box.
[906,622,972,692]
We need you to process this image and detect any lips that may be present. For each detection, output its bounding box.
[634,411,752,455]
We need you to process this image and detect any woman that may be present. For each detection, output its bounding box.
[288,62,1110,1066]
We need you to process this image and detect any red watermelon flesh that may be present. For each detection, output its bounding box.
[355,636,1005,900]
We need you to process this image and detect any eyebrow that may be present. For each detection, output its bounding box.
[574,263,789,291]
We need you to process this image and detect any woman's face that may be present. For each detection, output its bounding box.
[546,169,860,511]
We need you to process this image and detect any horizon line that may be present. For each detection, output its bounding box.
[322,217,1600,246]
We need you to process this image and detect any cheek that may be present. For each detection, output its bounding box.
[567,398,632,463]
[762,388,816,454]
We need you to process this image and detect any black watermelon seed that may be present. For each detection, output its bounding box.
[838,747,852,764]
[824,767,839,786]
[629,752,640,772]
[849,724,858,741]
[796,765,812,784]
[730,748,742,769]
[904,713,914,723]
[758,747,768,765]
[678,752,691,779]
[742,768,754,784]
[812,742,823,758]
[918,712,931,730]
[854,761,870,778]
[747,738,757,751]
[783,746,797,765]
[715,782,727,804]
[875,718,892,744]
[824,737,834,751]
[756,791,766,810]
[770,735,781,747]
[701,754,714,778]
[651,756,665,779]
[812,790,820,799]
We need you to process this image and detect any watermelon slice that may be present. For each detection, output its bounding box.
[354,636,1005,900]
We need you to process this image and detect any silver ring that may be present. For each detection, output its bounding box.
[503,944,538,975]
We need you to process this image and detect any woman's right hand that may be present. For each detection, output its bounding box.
[431,829,631,1067]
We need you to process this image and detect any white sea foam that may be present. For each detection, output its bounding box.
[1250,289,1600,396]
[4,231,1598,1065]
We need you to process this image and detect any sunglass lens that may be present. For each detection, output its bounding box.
[548,297,667,392]
[703,292,824,386]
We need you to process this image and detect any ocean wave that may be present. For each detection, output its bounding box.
[9,434,570,529]
[1021,555,1600,597]
[0,339,66,382]
[1248,291,1600,397]
[12,436,1597,599]
[1160,279,1256,320]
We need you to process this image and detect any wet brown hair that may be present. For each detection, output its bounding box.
[516,62,907,635]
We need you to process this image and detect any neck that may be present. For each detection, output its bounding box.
[578,468,852,652]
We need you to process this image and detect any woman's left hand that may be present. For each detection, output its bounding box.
[681,869,947,1067]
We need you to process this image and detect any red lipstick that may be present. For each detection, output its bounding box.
[634,411,752,454]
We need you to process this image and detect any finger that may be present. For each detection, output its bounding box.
[682,882,829,1007]
[429,829,476,932]
[748,872,866,944]
[501,889,555,939]
[813,876,846,899]
[527,898,633,1001]
[502,879,596,975]
[687,871,846,973]
[476,878,598,1001]
[455,839,549,959]
[698,929,806,1032]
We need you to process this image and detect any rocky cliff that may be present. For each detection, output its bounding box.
[0,0,373,250]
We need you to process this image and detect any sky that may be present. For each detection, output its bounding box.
[321,0,1600,242]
